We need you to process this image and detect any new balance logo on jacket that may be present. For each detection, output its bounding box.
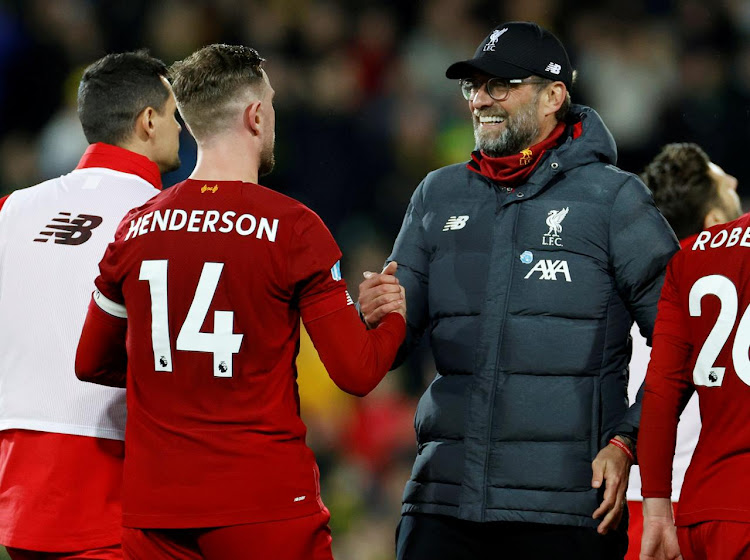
[34,212,103,245]
[443,216,470,231]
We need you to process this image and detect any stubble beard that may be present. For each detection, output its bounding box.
[158,152,182,174]
[163,154,182,174]
[259,135,276,177]
[474,96,541,157]
[723,197,743,223]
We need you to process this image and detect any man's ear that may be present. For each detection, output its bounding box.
[543,82,566,118]
[243,101,263,136]
[135,107,157,141]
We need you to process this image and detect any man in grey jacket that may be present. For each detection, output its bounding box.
[359,21,679,560]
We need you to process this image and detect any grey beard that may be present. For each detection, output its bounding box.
[474,101,541,157]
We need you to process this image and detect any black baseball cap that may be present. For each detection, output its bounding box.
[446,21,573,89]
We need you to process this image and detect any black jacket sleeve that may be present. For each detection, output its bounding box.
[388,181,431,368]
[609,175,680,440]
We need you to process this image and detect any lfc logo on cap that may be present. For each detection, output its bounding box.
[484,28,508,52]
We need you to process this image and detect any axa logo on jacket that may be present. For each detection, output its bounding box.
[524,259,572,282]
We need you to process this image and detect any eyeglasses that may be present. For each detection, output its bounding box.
[459,77,549,101]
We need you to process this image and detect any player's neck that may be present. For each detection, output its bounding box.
[190,143,260,185]
[117,137,156,165]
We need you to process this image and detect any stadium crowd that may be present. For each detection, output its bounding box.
[1,0,749,558]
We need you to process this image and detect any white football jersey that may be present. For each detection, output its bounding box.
[626,324,700,501]
[0,164,159,440]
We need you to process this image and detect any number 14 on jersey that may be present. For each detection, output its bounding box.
[139,260,243,377]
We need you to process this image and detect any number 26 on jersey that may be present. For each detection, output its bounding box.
[690,274,750,388]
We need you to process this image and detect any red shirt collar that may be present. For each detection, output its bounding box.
[680,234,697,250]
[75,143,162,190]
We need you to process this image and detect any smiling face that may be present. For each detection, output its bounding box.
[469,72,547,157]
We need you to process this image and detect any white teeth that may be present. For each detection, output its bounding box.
[478,115,505,124]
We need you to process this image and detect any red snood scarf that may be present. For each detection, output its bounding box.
[468,121,567,188]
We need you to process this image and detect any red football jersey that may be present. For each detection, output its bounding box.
[639,213,750,526]
[94,179,362,528]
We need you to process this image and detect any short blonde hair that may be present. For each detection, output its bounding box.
[170,44,266,139]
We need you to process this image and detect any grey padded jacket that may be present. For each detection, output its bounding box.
[389,105,679,527]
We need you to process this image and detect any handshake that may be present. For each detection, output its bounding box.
[358,261,407,328]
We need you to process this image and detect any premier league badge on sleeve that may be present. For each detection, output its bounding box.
[331,261,342,281]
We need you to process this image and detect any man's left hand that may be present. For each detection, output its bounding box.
[591,437,634,534]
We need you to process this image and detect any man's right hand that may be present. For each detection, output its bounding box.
[640,498,683,560]
[359,261,406,328]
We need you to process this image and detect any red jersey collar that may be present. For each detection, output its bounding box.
[680,234,697,250]
[76,143,162,190]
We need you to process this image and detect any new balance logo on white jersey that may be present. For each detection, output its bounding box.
[524,259,571,282]
[34,212,103,245]
[545,62,562,75]
[443,216,470,231]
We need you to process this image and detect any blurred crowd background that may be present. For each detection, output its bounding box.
[1,0,749,558]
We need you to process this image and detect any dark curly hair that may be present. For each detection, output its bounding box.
[170,44,266,140]
[641,143,716,240]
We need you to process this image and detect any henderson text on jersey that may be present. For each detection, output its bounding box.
[125,208,279,242]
